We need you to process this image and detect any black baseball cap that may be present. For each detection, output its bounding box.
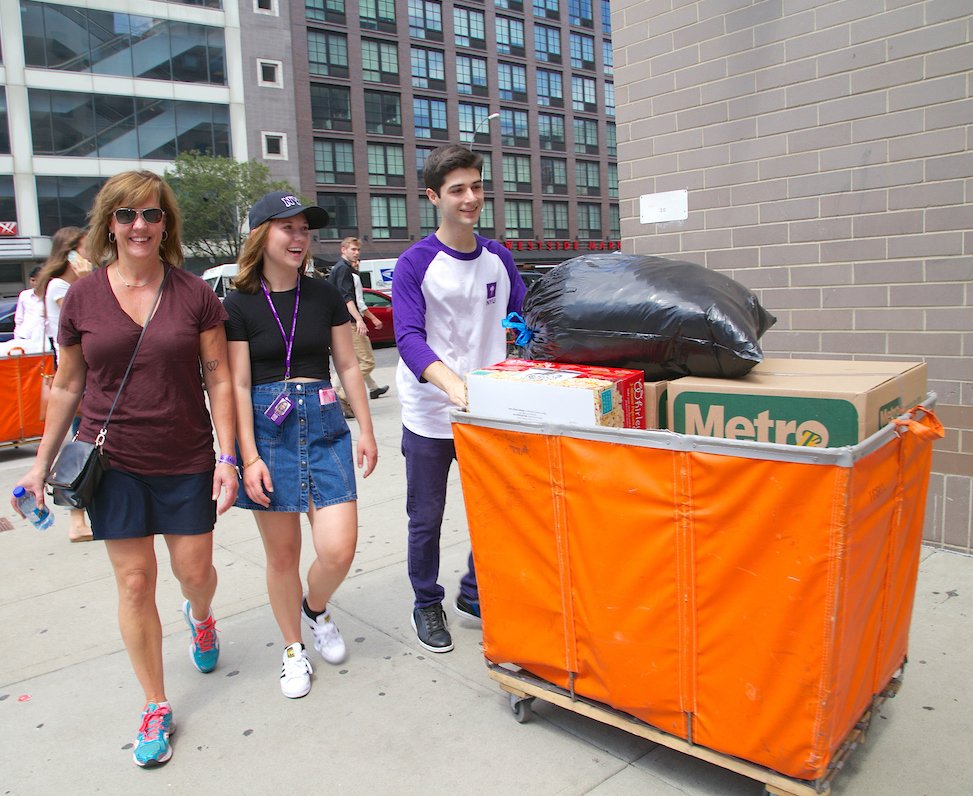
[248,191,330,231]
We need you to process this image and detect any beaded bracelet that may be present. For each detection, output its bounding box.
[217,453,238,466]
[243,455,262,468]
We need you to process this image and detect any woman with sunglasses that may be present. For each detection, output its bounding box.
[224,191,376,699]
[11,170,238,768]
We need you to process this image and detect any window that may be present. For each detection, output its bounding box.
[497,62,527,102]
[534,0,559,20]
[368,143,406,186]
[496,16,525,55]
[606,122,616,157]
[256,0,278,15]
[496,0,523,10]
[456,55,488,95]
[571,75,597,111]
[454,6,486,48]
[608,163,618,198]
[411,47,445,90]
[609,203,620,238]
[568,0,593,28]
[258,59,282,88]
[576,160,600,196]
[542,201,569,238]
[534,25,561,63]
[314,139,355,184]
[371,195,408,238]
[416,146,435,182]
[536,69,563,107]
[577,202,601,238]
[605,81,615,117]
[262,132,287,159]
[419,199,438,235]
[364,91,402,135]
[21,3,226,85]
[538,113,566,151]
[362,39,399,83]
[413,97,448,139]
[29,90,230,159]
[36,176,101,236]
[540,157,567,194]
[573,117,598,154]
[601,0,612,35]
[603,40,613,76]
[505,200,533,238]
[317,192,357,238]
[305,0,344,22]
[0,88,8,154]
[361,0,396,30]
[477,198,495,238]
[0,175,16,228]
[499,108,529,148]
[458,103,492,144]
[480,154,493,190]
[569,33,595,71]
[310,85,352,130]
[503,154,532,193]
[409,0,443,40]
[308,31,348,78]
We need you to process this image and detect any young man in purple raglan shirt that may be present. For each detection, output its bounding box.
[394,144,526,652]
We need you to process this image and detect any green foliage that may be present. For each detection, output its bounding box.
[165,153,292,261]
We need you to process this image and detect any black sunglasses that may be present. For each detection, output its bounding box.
[113,207,165,225]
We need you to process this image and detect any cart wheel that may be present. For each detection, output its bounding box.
[509,693,534,723]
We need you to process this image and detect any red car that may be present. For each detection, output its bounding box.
[362,288,395,346]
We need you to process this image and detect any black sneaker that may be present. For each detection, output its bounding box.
[369,385,389,399]
[453,594,481,624]
[411,605,453,653]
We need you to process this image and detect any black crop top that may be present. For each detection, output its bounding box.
[223,276,352,385]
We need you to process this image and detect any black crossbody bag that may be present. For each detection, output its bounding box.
[46,270,169,508]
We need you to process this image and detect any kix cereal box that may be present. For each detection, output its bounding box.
[466,359,648,429]
[668,358,927,447]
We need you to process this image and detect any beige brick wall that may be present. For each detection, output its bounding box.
[612,0,972,551]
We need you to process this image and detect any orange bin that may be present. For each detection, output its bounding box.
[0,351,54,447]
[453,402,941,782]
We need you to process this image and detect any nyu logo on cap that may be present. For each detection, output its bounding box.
[248,190,330,231]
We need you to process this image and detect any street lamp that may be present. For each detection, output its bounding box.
[466,112,500,148]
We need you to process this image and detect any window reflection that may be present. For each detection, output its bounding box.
[21,1,225,84]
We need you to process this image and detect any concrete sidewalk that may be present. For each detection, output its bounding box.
[1,348,971,794]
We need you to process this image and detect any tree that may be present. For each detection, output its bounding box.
[165,153,293,262]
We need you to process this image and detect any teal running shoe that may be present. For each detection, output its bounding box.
[133,702,174,767]
[183,600,219,673]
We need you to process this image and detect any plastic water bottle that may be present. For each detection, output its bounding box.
[12,486,54,530]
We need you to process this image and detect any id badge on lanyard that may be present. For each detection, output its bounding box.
[261,277,300,426]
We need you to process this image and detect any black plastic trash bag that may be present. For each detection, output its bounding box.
[519,253,776,380]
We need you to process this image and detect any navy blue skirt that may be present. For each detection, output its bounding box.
[87,469,216,540]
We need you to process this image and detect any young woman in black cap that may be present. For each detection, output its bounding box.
[224,191,377,698]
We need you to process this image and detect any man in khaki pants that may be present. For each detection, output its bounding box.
[328,237,389,417]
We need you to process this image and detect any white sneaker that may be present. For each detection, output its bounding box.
[279,642,312,699]
[302,602,347,664]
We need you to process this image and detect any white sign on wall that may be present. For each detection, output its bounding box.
[639,190,688,224]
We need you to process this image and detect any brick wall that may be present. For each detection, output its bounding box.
[611,0,972,552]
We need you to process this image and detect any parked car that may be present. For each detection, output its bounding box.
[362,288,395,346]
[0,297,18,342]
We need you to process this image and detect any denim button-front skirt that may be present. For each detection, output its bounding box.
[235,380,357,512]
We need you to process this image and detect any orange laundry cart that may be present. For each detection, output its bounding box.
[453,401,941,785]
[0,350,54,448]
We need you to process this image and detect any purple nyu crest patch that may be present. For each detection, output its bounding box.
[486,282,497,305]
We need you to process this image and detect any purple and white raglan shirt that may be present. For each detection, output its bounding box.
[394,233,526,439]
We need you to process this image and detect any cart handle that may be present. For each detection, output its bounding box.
[893,405,944,442]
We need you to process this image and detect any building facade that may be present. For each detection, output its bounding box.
[611,1,972,551]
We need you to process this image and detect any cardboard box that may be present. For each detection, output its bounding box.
[667,358,927,447]
[467,359,647,429]
[644,379,672,430]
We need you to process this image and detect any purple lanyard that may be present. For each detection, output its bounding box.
[260,277,300,380]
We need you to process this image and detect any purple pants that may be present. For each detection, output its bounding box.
[402,426,477,609]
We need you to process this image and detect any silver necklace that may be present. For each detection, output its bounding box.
[116,263,158,288]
